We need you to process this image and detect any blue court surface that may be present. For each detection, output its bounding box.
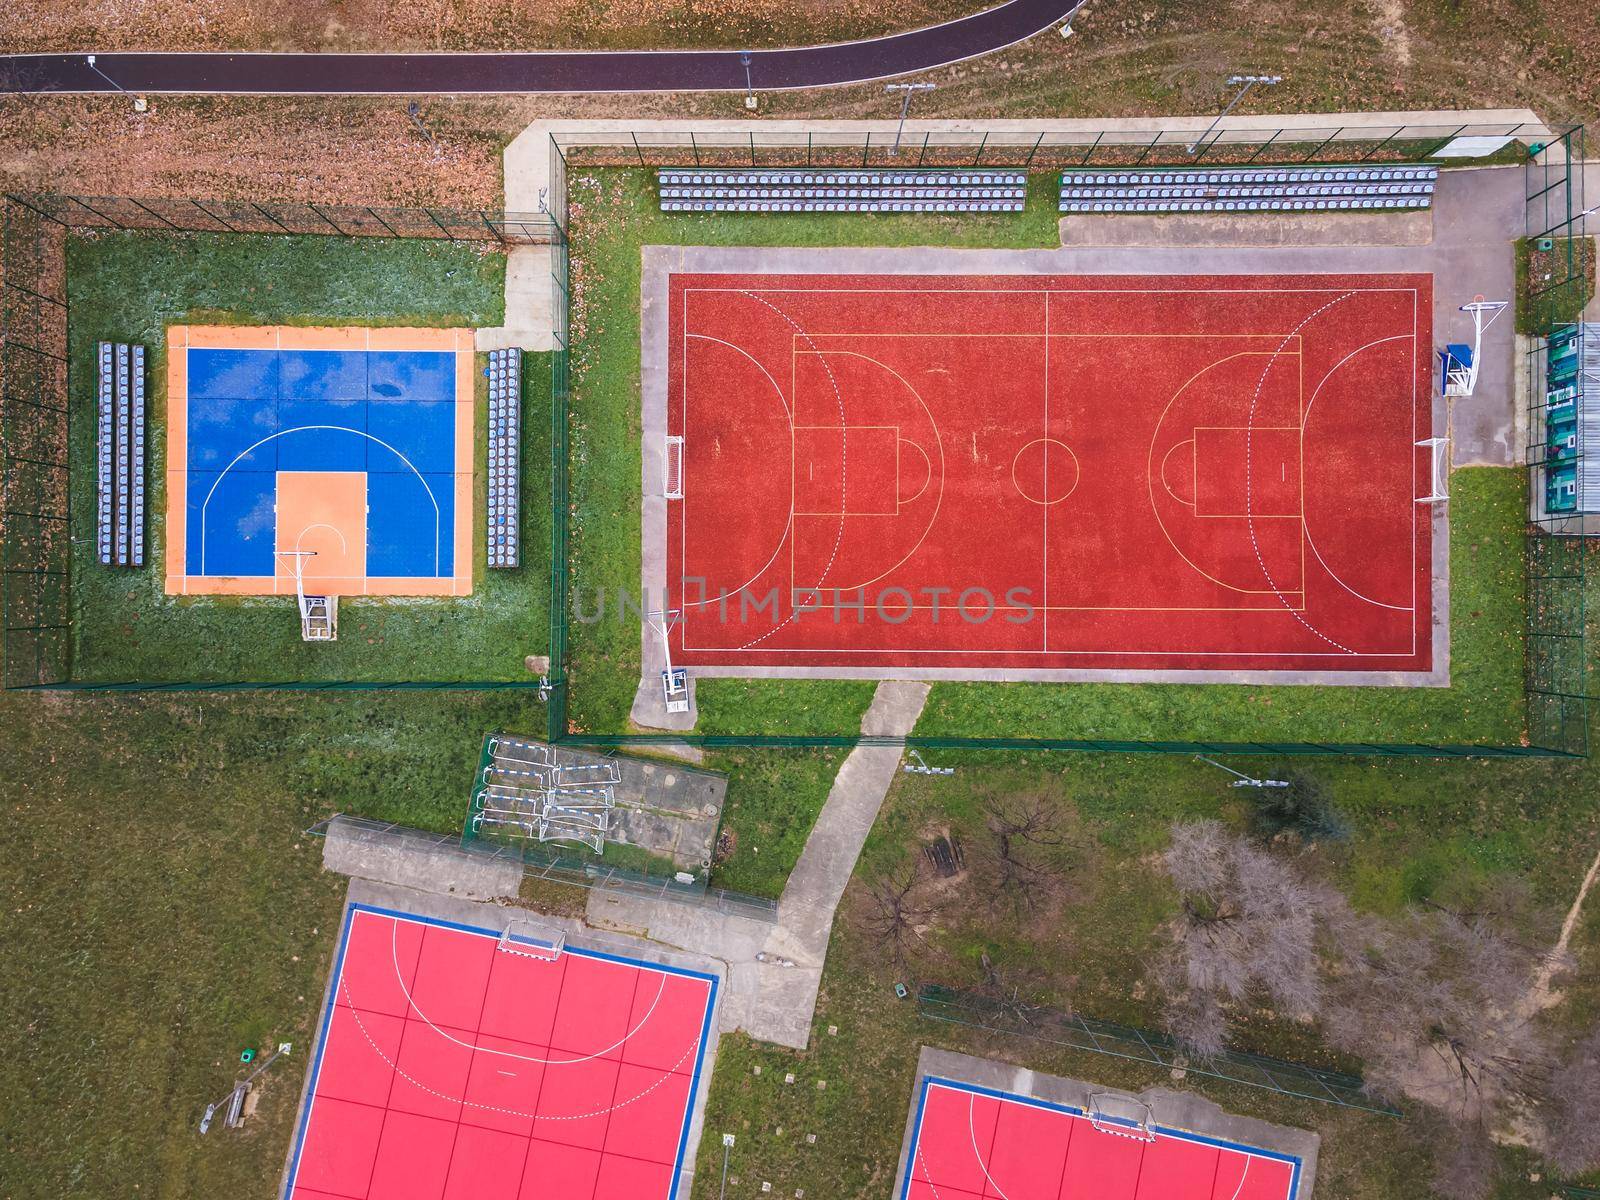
[166,327,474,596]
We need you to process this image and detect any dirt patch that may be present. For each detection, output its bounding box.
[1366,0,1413,68]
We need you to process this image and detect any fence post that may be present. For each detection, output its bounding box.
[1302,126,1345,162]
[190,199,240,233]
[1245,129,1282,163]
[249,202,295,234]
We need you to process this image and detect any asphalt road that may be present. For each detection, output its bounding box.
[0,0,1084,94]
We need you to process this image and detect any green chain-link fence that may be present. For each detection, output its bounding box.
[916,983,1400,1116]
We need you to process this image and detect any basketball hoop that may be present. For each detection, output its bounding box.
[1438,296,1507,398]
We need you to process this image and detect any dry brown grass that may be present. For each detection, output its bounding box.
[0,1,1594,216]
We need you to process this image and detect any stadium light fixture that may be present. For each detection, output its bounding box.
[1186,73,1282,156]
[740,52,757,110]
[85,54,146,110]
[885,82,936,156]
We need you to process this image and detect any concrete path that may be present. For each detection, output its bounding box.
[586,679,930,1049]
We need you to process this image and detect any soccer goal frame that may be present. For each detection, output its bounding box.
[1087,1092,1157,1143]
[664,435,685,499]
[1416,436,1451,504]
[497,918,567,962]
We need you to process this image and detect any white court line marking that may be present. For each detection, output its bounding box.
[340,975,697,1123]
[791,348,947,595]
[730,292,847,652]
[968,1093,1015,1200]
[680,333,795,609]
[199,424,440,578]
[381,915,670,1068]
[1244,296,1359,654]
[1298,333,1417,613]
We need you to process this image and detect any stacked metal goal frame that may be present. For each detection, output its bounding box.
[539,119,1592,758]
[0,193,558,692]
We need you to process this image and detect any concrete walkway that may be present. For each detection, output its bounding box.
[586,680,930,1049]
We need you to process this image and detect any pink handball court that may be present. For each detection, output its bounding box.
[901,1075,1306,1200]
[282,905,718,1200]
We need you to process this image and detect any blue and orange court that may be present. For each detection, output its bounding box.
[165,326,475,597]
[285,905,719,1200]
[901,1075,1305,1200]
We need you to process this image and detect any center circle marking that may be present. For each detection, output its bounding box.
[1011,437,1079,505]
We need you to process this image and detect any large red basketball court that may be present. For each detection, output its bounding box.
[902,1077,1304,1200]
[665,272,1434,676]
[283,905,718,1200]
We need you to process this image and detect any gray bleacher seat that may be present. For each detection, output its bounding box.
[655,167,1025,215]
[1058,162,1439,215]
[95,341,146,568]
[486,348,521,569]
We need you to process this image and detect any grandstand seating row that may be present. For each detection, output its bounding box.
[1061,182,1434,201]
[666,200,1025,213]
[1059,164,1438,215]
[96,341,145,568]
[657,168,1025,214]
[658,170,1024,186]
[486,348,520,569]
[1062,166,1436,186]
[1063,197,1431,213]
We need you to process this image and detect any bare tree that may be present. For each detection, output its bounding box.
[1321,904,1557,1118]
[1545,1025,1600,1175]
[980,792,1071,910]
[1154,821,1335,1057]
[862,863,931,968]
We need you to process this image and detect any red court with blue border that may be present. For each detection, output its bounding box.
[902,1076,1303,1200]
[283,904,719,1200]
[165,326,475,597]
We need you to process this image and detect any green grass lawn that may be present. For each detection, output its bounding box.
[0,685,544,1200]
[918,468,1529,747]
[1,557,1592,1200]
[691,703,1600,1200]
[64,230,551,684]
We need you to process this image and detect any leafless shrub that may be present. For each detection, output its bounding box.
[1321,904,1556,1117]
[980,793,1070,910]
[862,862,932,968]
[1420,1110,1501,1200]
[1154,821,1336,1057]
[1544,1025,1600,1175]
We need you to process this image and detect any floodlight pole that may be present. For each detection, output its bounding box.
[885,83,936,156]
[407,101,437,144]
[740,52,756,110]
[1186,74,1282,156]
[1193,754,1290,789]
[85,54,145,109]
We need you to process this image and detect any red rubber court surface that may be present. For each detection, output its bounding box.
[667,273,1434,674]
[902,1078,1302,1200]
[283,905,718,1200]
